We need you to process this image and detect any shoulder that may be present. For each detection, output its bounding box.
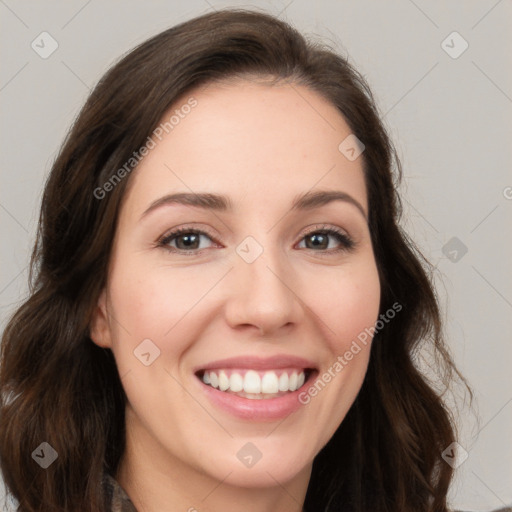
[102,472,138,512]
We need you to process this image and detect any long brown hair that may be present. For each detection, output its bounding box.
[0,8,471,511]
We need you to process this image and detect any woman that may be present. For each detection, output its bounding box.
[0,8,471,512]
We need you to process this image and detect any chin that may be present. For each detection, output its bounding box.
[215,456,311,489]
[193,436,315,489]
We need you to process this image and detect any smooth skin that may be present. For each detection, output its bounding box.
[90,78,381,512]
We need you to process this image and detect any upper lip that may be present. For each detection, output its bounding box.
[194,354,317,373]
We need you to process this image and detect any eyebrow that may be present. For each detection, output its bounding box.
[140,189,367,221]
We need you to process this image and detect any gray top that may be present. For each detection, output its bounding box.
[103,473,137,512]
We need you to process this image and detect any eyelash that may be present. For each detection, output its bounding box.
[156,224,356,256]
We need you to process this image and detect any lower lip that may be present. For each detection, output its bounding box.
[196,373,315,421]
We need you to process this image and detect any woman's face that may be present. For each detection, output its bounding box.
[91,79,380,491]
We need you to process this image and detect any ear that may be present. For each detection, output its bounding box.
[89,289,112,348]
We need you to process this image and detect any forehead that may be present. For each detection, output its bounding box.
[122,80,367,218]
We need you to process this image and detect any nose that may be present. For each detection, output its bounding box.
[223,244,304,336]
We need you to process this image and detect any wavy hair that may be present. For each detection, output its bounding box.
[0,8,471,512]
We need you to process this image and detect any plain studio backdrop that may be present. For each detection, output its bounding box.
[0,1,511,511]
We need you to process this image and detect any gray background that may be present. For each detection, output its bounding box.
[1,1,511,510]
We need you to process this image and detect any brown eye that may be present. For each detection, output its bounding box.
[173,232,201,250]
[299,229,355,252]
[304,232,329,250]
[159,229,216,253]
[299,228,355,254]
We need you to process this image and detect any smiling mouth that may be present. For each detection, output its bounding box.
[195,368,315,400]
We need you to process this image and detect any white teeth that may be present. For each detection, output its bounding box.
[201,369,307,396]
[218,371,229,391]
[243,370,261,394]
[289,372,298,391]
[261,372,279,394]
[209,372,219,389]
[278,372,289,392]
[229,372,244,392]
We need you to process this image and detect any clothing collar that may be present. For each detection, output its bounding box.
[103,472,138,512]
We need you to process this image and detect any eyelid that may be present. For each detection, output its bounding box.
[296,223,350,241]
[157,224,221,251]
[294,223,355,253]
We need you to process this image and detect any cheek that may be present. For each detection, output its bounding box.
[105,262,219,419]
[106,259,228,360]
[314,258,381,354]
[302,258,380,439]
